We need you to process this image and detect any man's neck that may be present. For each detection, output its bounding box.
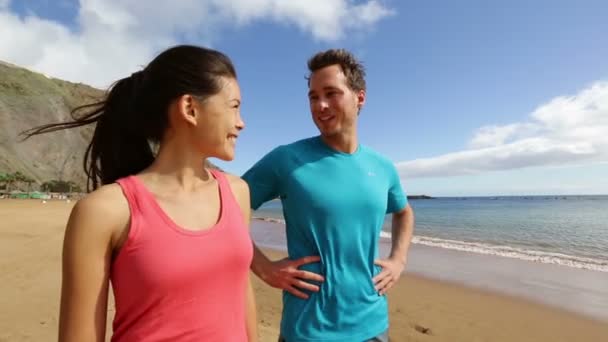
[320,133,359,154]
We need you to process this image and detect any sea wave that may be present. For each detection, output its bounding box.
[253,216,286,225]
[252,216,608,272]
[379,231,608,273]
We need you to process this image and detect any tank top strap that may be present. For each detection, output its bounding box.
[115,176,145,215]
[209,168,227,189]
[209,169,242,219]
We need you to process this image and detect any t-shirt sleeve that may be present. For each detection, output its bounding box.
[386,163,408,213]
[242,147,283,210]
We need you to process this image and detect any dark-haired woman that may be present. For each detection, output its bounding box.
[24,45,257,341]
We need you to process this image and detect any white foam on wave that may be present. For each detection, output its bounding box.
[253,216,286,225]
[380,231,608,272]
[254,217,608,272]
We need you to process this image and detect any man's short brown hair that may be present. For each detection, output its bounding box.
[307,49,366,92]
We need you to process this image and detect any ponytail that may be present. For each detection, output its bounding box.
[22,72,155,191]
[22,45,237,192]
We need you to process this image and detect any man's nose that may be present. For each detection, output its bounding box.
[317,98,329,111]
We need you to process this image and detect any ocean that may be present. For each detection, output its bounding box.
[254,195,608,273]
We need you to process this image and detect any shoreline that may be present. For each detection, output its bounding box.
[255,248,608,342]
[252,216,608,273]
[251,218,608,322]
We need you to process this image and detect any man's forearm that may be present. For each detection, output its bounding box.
[389,204,414,263]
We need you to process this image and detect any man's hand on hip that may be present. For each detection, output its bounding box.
[373,257,406,295]
[264,256,325,299]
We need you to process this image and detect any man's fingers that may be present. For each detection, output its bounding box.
[293,280,320,292]
[293,255,321,267]
[379,279,395,295]
[372,269,390,284]
[374,259,387,267]
[293,270,325,282]
[286,285,309,299]
[375,274,392,291]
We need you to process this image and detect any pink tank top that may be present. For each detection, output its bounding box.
[110,170,253,341]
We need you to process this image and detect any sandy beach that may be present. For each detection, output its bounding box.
[1,199,607,342]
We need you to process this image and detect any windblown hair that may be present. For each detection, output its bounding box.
[22,45,236,191]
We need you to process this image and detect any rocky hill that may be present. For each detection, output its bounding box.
[0,61,219,191]
[0,61,103,189]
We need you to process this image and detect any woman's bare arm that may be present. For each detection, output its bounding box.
[58,185,129,342]
[227,174,259,342]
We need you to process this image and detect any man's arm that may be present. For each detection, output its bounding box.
[373,204,415,295]
[388,204,415,263]
[242,148,324,299]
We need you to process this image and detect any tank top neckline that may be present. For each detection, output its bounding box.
[129,169,226,236]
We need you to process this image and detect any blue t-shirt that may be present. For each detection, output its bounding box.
[243,136,408,342]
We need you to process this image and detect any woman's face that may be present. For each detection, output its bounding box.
[192,77,244,161]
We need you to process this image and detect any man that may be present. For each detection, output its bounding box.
[243,49,414,342]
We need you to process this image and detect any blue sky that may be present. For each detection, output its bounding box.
[1,0,607,196]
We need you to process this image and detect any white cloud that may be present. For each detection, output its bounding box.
[215,0,394,40]
[398,82,608,178]
[351,0,395,24]
[0,0,393,87]
[468,123,541,149]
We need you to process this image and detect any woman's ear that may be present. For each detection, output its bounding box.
[177,94,198,126]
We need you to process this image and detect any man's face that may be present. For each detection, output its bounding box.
[308,64,365,138]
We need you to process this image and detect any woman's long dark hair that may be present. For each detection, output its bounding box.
[22,45,237,192]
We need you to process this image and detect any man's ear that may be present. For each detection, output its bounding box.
[356,89,366,110]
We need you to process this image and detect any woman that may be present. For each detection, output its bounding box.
[24,45,257,341]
